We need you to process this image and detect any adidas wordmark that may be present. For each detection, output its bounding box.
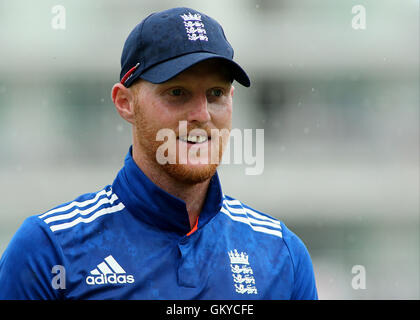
[86,255,135,286]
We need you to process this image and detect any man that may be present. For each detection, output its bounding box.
[0,7,317,299]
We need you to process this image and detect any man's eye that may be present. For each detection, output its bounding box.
[210,88,223,97]
[169,88,183,96]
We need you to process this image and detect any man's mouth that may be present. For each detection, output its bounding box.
[178,135,209,144]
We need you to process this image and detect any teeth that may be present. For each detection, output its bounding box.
[192,135,208,143]
[179,135,208,143]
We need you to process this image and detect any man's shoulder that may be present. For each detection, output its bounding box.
[220,194,284,240]
[220,194,308,248]
[221,194,281,223]
[35,184,125,234]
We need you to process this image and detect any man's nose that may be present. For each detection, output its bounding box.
[186,93,211,123]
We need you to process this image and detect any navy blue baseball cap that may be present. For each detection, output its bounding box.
[119,7,250,88]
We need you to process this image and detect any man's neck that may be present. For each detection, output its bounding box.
[163,178,210,228]
[132,147,210,229]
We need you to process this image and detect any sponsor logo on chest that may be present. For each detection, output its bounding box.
[85,255,135,286]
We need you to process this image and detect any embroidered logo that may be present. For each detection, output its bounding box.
[228,249,257,294]
[180,12,208,42]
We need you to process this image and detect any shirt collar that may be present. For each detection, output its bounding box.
[112,146,223,236]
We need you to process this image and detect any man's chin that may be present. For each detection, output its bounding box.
[161,163,219,185]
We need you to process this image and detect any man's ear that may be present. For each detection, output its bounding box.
[230,85,235,97]
[111,83,136,124]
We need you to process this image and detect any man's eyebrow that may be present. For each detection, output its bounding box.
[159,78,232,88]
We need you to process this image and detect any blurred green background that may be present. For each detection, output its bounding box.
[0,0,418,299]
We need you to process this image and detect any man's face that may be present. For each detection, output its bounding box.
[131,59,234,184]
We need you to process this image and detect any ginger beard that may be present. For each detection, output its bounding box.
[134,101,230,185]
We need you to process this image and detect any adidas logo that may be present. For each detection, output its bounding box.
[85,255,134,286]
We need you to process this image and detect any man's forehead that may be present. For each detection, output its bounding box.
[131,59,233,90]
[165,59,233,84]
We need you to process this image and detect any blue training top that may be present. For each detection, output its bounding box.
[0,147,318,300]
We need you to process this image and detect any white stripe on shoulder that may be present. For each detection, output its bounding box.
[220,205,282,238]
[38,187,125,232]
[223,197,281,227]
[43,193,119,224]
[39,188,113,219]
[223,200,281,230]
[49,202,125,232]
